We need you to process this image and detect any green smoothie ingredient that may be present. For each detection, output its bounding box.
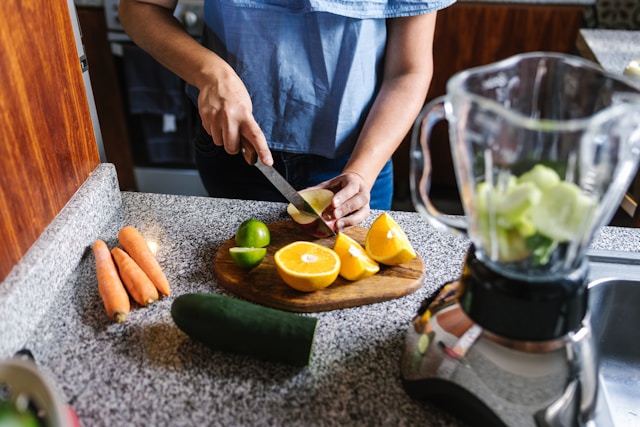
[231,218,270,269]
[171,293,317,366]
[476,164,596,264]
[228,247,267,269]
[235,218,270,248]
[0,400,39,427]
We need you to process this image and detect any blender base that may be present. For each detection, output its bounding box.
[402,377,507,427]
[400,278,598,427]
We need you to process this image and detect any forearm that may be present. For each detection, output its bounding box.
[343,12,437,190]
[118,0,235,92]
[119,0,272,164]
[344,71,432,189]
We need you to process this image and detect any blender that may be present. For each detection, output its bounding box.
[400,52,640,426]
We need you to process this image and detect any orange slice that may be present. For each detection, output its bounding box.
[333,232,380,281]
[365,212,417,265]
[274,241,340,292]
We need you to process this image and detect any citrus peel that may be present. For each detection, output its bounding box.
[274,241,340,292]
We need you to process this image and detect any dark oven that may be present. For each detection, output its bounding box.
[103,0,207,195]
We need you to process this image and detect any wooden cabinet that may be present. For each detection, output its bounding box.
[77,6,137,191]
[0,0,100,282]
[392,1,585,205]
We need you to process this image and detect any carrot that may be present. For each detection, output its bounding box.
[92,240,130,323]
[118,226,171,296]
[111,247,159,306]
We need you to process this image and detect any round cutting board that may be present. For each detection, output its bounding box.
[213,220,426,312]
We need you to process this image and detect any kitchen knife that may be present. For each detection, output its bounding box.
[241,143,336,237]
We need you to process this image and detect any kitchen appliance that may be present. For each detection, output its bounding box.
[401,52,640,426]
[0,350,77,427]
[103,0,207,196]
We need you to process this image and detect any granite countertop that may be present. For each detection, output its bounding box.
[2,164,640,426]
[578,29,640,77]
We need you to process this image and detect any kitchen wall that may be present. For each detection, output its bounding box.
[392,0,588,212]
[583,0,640,29]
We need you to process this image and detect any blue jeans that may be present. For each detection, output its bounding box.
[194,127,393,209]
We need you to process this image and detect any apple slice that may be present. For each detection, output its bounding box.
[287,189,336,238]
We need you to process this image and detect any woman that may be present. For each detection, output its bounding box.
[118,0,452,231]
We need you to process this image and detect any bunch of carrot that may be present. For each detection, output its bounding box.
[92,226,171,323]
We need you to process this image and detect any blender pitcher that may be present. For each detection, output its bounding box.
[411,52,640,278]
[401,52,640,427]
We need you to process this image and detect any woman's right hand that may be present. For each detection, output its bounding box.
[119,0,272,166]
[197,68,273,166]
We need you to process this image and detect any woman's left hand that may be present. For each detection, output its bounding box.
[307,172,371,231]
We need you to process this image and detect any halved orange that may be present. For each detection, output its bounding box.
[274,241,340,292]
[333,232,380,281]
[365,212,417,265]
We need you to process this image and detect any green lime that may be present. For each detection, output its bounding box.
[229,247,267,269]
[235,218,270,248]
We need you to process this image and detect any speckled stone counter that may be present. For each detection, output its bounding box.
[578,29,640,78]
[2,163,640,426]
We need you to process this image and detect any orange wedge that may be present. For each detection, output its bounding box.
[333,232,380,281]
[365,212,417,265]
[274,241,340,292]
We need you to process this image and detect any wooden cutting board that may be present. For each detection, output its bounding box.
[213,220,426,312]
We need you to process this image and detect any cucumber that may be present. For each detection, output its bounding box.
[517,164,560,191]
[530,181,596,242]
[474,163,597,263]
[171,293,318,366]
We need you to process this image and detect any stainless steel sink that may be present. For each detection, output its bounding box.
[589,277,640,427]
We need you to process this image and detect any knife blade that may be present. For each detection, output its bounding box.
[241,143,336,237]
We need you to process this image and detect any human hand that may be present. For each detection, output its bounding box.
[197,72,273,166]
[307,172,371,231]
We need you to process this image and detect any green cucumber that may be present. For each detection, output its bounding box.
[530,181,596,242]
[517,164,560,191]
[171,293,318,366]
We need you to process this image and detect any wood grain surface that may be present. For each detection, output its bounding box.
[214,221,426,312]
[0,0,100,282]
[393,2,584,196]
[77,7,137,191]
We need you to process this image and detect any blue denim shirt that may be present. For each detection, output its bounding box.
[196,0,454,158]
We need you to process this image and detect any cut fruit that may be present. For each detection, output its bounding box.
[229,247,267,269]
[365,212,417,266]
[477,181,541,233]
[333,232,380,281]
[477,214,531,264]
[530,181,596,242]
[473,163,596,264]
[274,241,340,292]
[235,218,270,248]
[517,164,561,191]
[287,189,336,238]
